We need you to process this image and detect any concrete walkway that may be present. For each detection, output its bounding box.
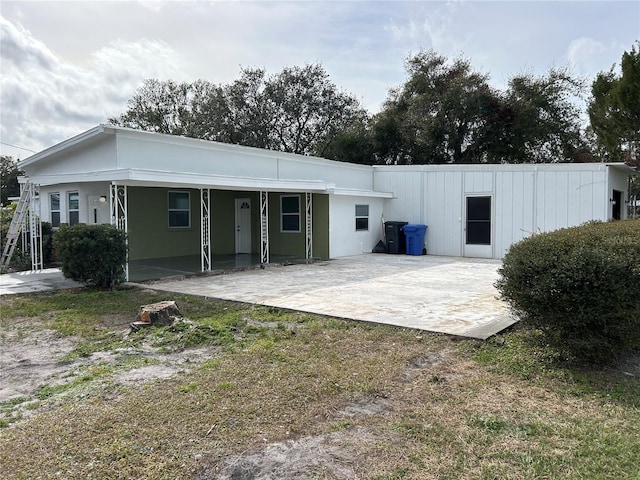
[0,268,82,295]
[136,254,516,339]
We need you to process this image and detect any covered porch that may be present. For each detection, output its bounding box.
[110,181,330,281]
[128,253,308,282]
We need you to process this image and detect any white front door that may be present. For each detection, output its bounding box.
[235,198,252,254]
[463,195,493,258]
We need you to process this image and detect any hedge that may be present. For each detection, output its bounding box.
[496,220,640,364]
[54,224,127,288]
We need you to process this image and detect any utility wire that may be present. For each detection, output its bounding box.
[0,141,37,153]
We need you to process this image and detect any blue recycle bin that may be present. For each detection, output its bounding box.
[403,224,428,256]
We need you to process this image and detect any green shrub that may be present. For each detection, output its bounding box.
[54,224,127,288]
[496,220,640,364]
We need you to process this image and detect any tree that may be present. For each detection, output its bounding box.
[370,50,587,165]
[372,50,497,164]
[112,79,194,136]
[265,64,367,156]
[1,155,21,206]
[588,42,640,165]
[110,64,365,157]
[501,69,586,163]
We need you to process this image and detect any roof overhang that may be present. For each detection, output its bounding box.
[606,163,639,175]
[26,168,392,198]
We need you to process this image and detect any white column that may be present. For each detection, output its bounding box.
[260,191,269,264]
[110,184,129,280]
[28,183,43,272]
[305,192,312,261]
[200,188,211,272]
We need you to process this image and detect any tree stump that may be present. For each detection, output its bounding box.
[132,301,183,328]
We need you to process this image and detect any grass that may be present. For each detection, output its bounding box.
[1,287,639,479]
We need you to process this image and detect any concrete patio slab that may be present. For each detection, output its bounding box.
[0,268,82,295]
[135,254,516,339]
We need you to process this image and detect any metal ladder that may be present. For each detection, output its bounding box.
[1,181,42,272]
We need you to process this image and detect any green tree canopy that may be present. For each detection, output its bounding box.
[588,41,640,166]
[110,64,367,157]
[1,155,21,206]
[364,50,587,165]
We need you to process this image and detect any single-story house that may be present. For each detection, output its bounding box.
[12,124,637,280]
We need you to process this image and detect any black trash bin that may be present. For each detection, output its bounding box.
[385,221,408,254]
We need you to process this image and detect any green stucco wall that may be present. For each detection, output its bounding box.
[267,193,329,260]
[127,188,328,261]
[312,194,329,260]
[127,187,201,260]
[209,190,259,254]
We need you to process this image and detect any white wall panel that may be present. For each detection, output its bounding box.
[29,137,116,176]
[328,196,384,258]
[423,171,463,256]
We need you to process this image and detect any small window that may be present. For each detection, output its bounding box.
[355,204,369,231]
[50,193,60,228]
[68,192,79,226]
[168,191,190,228]
[281,195,300,232]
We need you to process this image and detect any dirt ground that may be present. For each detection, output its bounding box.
[1,314,420,479]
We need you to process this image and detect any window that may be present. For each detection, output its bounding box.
[355,204,369,231]
[50,193,60,228]
[466,196,491,245]
[281,195,300,232]
[68,192,79,226]
[168,191,190,228]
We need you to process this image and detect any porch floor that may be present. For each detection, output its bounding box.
[128,254,306,282]
[133,254,516,340]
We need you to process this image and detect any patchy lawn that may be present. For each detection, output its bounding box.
[1,286,639,479]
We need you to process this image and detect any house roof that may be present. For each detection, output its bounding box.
[19,125,393,198]
[20,124,636,195]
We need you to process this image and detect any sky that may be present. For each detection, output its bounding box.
[1,0,638,160]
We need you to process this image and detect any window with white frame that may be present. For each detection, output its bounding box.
[281,195,300,232]
[355,204,369,231]
[50,193,60,228]
[68,192,79,226]
[168,191,190,228]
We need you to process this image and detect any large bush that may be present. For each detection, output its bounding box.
[496,220,640,364]
[54,224,127,288]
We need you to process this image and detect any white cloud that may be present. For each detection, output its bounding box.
[566,37,623,78]
[0,16,187,154]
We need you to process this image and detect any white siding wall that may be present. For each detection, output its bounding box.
[117,134,375,192]
[29,137,117,177]
[608,167,630,219]
[375,164,619,259]
[39,183,111,226]
[494,171,535,258]
[424,171,464,256]
[328,196,384,258]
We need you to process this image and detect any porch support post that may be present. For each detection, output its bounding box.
[200,188,211,272]
[305,192,312,261]
[110,183,129,280]
[27,182,43,272]
[260,190,269,265]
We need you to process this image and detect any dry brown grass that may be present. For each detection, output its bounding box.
[1,289,639,479]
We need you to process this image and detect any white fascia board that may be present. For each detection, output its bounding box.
[27,168,332,192]
[373,163,619,173]
[18,125,109,169]
[329,187,394,199]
